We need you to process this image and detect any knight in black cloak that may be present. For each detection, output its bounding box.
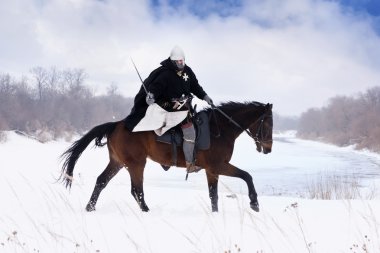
[125,46,213,172]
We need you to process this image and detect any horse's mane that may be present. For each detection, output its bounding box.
[204,101,266,114]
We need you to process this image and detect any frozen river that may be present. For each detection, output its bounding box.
[229,131,380,197]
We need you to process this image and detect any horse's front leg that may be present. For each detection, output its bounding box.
[206,171,219,212]
[128,163,149,212]
[218,163,259,212]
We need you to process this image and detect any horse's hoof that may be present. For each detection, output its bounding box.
[141,205,150,212]
[86,204,96,212]
[250,202,260,212]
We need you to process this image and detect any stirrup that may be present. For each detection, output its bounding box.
[186,162,202,173]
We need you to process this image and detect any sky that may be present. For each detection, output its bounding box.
[1,0,380,116]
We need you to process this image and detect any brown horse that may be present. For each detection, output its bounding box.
[60,101,273,212]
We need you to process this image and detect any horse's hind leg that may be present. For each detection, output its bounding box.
[86,160,121,212]
[206,171,219,212]
[128,163,149,212]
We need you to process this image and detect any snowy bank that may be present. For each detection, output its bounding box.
[0,131,380,252]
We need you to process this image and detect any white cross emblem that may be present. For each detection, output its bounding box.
[182,73,189,81]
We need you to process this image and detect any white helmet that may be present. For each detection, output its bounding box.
[170,46,185,61]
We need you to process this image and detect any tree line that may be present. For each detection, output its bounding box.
[297,86,380,152]
[0,67,133,141]
[273,113,299,131]
[2,67,379,152]
[0,66,298,141]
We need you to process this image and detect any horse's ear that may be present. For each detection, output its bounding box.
[266,103,273,110]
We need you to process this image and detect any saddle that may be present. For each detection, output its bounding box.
[156,111,210,168]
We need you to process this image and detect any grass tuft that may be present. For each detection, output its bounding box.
[307,174,365,200]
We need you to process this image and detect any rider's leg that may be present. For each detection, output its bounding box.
[182,122,201,173]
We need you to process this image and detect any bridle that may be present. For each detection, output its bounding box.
[211,105,273,145]
[252,113,273,144]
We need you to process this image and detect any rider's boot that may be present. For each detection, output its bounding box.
[182,122,202,173]
[185,161,202,173]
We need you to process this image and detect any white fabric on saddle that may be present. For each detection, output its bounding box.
[133,103,188,136]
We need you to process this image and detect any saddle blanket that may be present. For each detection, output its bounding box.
[156,111,210,150]
[132,103,188,136]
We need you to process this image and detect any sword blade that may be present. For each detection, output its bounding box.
[130,58,148,94]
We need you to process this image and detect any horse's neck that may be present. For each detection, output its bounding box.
[216,105,265,138]
[226,106,264,129]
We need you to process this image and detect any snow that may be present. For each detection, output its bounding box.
[1,130,380,253]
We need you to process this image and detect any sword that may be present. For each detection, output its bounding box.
[130,58,148,94]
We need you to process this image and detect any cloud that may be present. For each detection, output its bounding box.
[1,0,380,116]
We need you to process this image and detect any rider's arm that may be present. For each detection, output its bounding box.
[187,68,208,101]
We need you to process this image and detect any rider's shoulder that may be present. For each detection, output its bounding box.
[147,65,169,80]
[184,65,196,78]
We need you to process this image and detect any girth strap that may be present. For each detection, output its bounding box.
[170,129,178,166]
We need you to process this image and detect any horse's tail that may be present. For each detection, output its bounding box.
[60,121,118,189]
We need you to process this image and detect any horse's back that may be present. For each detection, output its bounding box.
[108,122,165,164]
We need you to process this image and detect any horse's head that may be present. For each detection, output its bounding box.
[249,103,273,154]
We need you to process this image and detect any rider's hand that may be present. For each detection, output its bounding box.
[204,95,213,106]
[146,92,155,105]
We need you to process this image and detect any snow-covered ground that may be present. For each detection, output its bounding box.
[1,131,380,253]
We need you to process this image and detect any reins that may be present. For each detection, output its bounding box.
[210,104,272,144]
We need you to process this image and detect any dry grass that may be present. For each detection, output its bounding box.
[307,173,377,200]
[0,131,6,143]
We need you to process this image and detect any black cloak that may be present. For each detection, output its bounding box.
[124,58,208,131]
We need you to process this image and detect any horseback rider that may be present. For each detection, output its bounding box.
[125,46,213,173]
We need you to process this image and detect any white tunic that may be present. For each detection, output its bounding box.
[132,103,188,136]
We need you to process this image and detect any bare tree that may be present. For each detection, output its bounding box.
[63,68,92,99]
[107,82,119,96]
[30,67,48,100]
[297,86,380,152]
[297,108,324,139]
[46,67,61,93]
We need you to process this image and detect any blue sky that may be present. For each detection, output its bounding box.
[338,0,380,15]
[150,0,244,18]
[150,0,380,15]
[150,0,380,30]
[1,0,380,116]
[337,0,380,32]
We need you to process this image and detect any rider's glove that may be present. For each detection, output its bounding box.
[203,95,213,106]
[146,92,155,105]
